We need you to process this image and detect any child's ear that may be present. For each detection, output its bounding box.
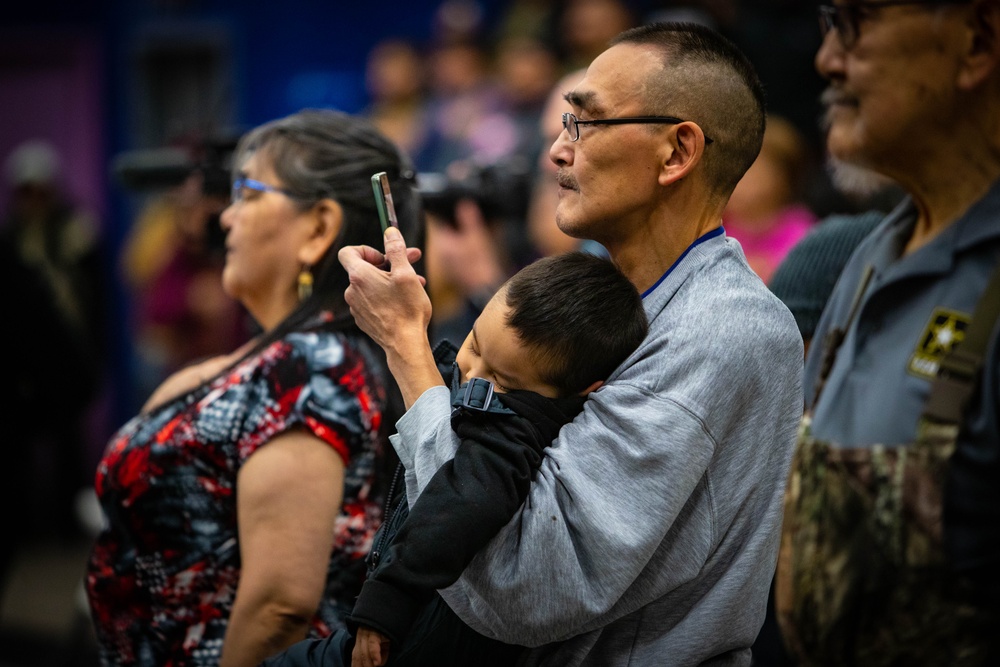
[577,379,603,397]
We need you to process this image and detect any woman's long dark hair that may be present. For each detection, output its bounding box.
[231,108,424,492]
[232,108,424,346]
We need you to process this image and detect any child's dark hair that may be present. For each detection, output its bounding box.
[504,252,647,396]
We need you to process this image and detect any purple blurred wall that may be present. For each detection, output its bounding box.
[0,28,106,225]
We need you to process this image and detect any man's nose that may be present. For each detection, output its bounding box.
[815,28,846,81]
[549,130,572,167]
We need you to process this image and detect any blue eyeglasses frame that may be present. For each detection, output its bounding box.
[231,177,293,203]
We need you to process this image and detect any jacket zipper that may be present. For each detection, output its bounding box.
[368,461,403,571]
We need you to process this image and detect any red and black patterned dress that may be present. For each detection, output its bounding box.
[86,313,389,666]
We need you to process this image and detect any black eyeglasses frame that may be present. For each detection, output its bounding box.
[562,112,714,145]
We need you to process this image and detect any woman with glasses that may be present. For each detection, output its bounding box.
[86,109,423,667]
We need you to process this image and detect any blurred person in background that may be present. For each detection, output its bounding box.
[492,35,561,167]
[556,0,637,69]
[0,139,105,551]
[416,38,518,173]
[362,39,431,165]
[526,67,592,257]
[86,109,421,667]
[119,138,250,405]
[777,1,1000,664]
[494,0,560,43]
[489,35,563,267]
[723,115,818,284]
[423,198,508,347]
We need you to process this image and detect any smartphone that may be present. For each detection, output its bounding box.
[371,172,399,233]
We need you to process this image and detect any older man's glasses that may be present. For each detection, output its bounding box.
[562,112,714,144]
[818,1,971,50]
[231,177,293,204]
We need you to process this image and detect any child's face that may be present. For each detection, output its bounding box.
[456,291,562,398]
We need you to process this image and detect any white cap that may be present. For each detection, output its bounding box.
[5,139,61,187]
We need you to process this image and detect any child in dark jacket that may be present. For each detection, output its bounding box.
[262,251,647,667]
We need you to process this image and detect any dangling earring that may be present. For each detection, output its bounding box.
[297,266,314,301]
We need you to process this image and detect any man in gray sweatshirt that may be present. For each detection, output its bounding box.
[339,22,803,667]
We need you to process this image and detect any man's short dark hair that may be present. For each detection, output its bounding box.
[611,22,767,197]
[503,252,648,396]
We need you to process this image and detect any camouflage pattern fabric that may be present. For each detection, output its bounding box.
[775,415,996,666]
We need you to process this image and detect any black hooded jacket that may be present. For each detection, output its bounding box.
[348,341,586,647]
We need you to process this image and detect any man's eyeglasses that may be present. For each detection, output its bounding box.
[818,1,971,50]
[562,112,714,144]
[230,177,293,204]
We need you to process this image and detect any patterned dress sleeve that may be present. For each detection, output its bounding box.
[233,328,385,467]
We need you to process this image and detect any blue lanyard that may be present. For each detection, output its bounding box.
[641,226,725,299]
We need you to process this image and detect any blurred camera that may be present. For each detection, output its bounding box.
[112,136,239,253]
[417,156,533,227]
[112,136,237,197]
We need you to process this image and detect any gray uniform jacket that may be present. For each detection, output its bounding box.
[390,231,804,666]
[804,188,1000,596]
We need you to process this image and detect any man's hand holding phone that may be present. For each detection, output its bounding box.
[339,224,443,408]
[339,225,427,346]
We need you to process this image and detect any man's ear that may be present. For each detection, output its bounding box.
[577,379,603,397]
[299,198,343,266]
[957,0,1000,91]
[659,122,708,187]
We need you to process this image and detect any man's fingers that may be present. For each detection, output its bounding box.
[337,236,421,277]
[338,244,385,273]
[382,227,413,271]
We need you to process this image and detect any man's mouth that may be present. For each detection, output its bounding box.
[556,171,578,192]
[820,87,857,109]
[820,87,859,132]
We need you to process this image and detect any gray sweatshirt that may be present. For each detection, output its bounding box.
[391,233,803,666]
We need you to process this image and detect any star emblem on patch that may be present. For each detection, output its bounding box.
[907,308,970,379]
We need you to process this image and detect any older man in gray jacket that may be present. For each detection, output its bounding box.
[339,22,802,667]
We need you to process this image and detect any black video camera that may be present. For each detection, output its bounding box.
[112,136,238,197]
[111,136,239,253]
[417,156,534,227]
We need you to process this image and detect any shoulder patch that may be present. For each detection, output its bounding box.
[907,308,970,379]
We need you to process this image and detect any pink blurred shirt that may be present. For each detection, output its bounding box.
[724,205,816,284]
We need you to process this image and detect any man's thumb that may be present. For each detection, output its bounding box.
[383,226,408,267]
